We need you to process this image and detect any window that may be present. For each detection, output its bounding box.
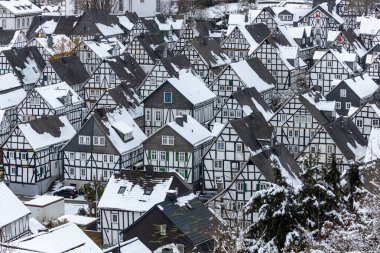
[288,130,293,137]
[179,152,185,162]
[237,181,244,192]
[80,153,86,161]
[216,142,225,151]
[81,168,86,176]
[294,115,300,124]
[336,74,342,79]
[356,119,363,128]
[160,151,166,160]
[69,152,75,160]
[346,102,351,109]
[2,19,5,28]
[103,170,108,178]
[155,110,161,121]
[318,73,323,79]
[294,130,299,137]
[145,110,151,121]
[340,89,346,97]
[26,18,29,26]
[222,109,228,117]
[164,92,172,103]
[150,77,156,85]
[110,74,116,83]
[236,143,243,153]
[373,119,380,127]
[280,114,286,122]
[22,18,25,27]
[112,214,118,223]
[151,151,157,160]
[229,110,235,117]
[214,160,223,169]
[8,151,14,160]
[69,167,74,175]
[118,186,126,194]
[93,136,105,146]
[16,19,20,28]
[79,135,90,145]
[20,152,27,160]
[236,110,242,118]
[328,61,332,67]
[336,102,341,109]
[10,166,16,175]
[162,136,174,145]
[109,155,114,163]
[95,75,100,82]
[311,146,316,153]
[327,145,334,154]
[103,154,108,163]
[30,97,40,106]
[160,224,166,235]
[215,176,223,184]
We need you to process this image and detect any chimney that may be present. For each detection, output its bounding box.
[182,114,187,123]
[262,145,271,158]
[94,34,100,41]
[162,248,174,253]
[244,13,249,23]
[293,21,298,27]
[145,165,154,177]
[47,35,53,48]
[166,189,177,202]
[314,93,320,103]
[175,116,184,126]
[202,37,208,46]
[336,45,342,53]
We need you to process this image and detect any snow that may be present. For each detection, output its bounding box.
[365,128,380,163]
[18,115,76,151]
[302,92,335,112]
[347,141,367,160]
[341,74,378,99]
[270,154,302,187]
[166,69,216,105]
[18,56,43,85]
[327,30,340,42]
[251,97,274,121]
[120,238,151,253]
[84,37,126,59]
[320,2,344,24]
[0,182,30,228]
[231,60,275,92]
[0,87,27,109]
[175,193,196,207]
[13,223,102,252]
[358,16,380,35]
[211,123,225,137]
[118,15,135,30]
[58,214,97,226]
[35,34,74,55]
[29,217,45,234]
[24,195,63,207]
[64,203,87,215]
[0,0,41,15]
[95,23,123,36]
[198,3,241,19]
[226,26,262,55]
[98,174,174,212]
[0,72,22,91]
[34,19,58,35]
[154,243,181,253]
[35,82,83,109]
[100,107,147,154]
[167,115,213,146]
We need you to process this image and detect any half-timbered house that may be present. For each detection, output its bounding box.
[117,12,139,44]
[209,57,276,117]
[25,16,59,41]
[152,14,186,50]
[125,33,171,73]
[364,44,380,81]
[0,0,42,32]
[78,37,126,74]
[0,73,27,144]
[252,33,308,90]
[269,88,336,156]
[357,16,380,49]
[16,82,85,130]
[326,74,378,115]
[98,169,191,246]
[335,0,364,29]
[203,113,301,226]
[221,23,270,62]
[1,46,46,91]
[309,47,361,95]
[143,69,216,135]
[143,114,213,190]
[210,87,273,127]
[297,2,344,48]
[138,54,191,99]
[0,182,31,242]
[27,34,75,61]
[0,29,27,50]
[83,53,146,110]
[179,38,231,85]
[62,107,147,186]
[1,115,76,196]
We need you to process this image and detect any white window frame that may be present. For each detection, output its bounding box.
[216,142,225,151]
[340,89,346,97]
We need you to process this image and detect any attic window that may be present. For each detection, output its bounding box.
[118,186,126,194]
[144,186,153,195]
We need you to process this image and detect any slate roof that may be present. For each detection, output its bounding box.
[299,90,335,125]
[26,16,59,40]
[2,46,46,85]
[245,23,271,44]
[191,38,231,70]
[141,18,160,33]
[54,16,80,35]
[195,20,217,38]
[137,33,172,61]
[0,29,20,46]
[49,56,90,86]
[107,83,141,112]
[159,54,192,77]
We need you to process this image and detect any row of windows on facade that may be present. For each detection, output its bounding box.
[318,73,343,80]
[1,17,30,29]
[79,135,105,145]
[67,152,117,163]
[356,118,380,128]
[215,142,244,152]
[6,164,50,176]
[148,150,189,162]
[279,114,314,123]
[68,167,113,179]
[145,108,187,122]
[215,174,267,192]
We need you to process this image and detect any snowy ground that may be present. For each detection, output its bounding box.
[65,202,88,215]
[194,3,242,19]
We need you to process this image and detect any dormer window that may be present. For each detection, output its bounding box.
[144,186,153,195]
[118,186,126,194]
[111,122,133,142]
[124,131,133,142]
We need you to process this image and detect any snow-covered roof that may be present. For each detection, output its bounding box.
[34,82,83,110]
[271,6,311,24]
[34,19,58,35]
[13,223,102,252]
[365,127,380,163]
[29,217,45,234]
[0,182,30,228]
[165,69,216,105]
[0,86,27,109]
[152,16,184,31]
[18,115,76,151]
[98,107,147,154]
[118,15,135,30]
[167,115,213,146]
[319,2,344,24]
[83,37,126,59]
[98,174,174,212]
[119,238,151,253]
[358,16,380,35]
[0,0,41,15]
[211,123,225,137]
[337,74,378,99]
[34,34,74,55]
[327,30,341,42]
[230,59,276,93]
[0,72,23,91]
[95,23,124,36]
[24,195,63,207]
[302,92,336,112]
[58,215,97,226]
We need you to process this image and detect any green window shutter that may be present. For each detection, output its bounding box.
[14,152,16,160]
[26,153,28,160]
[256,183,259,191]
[244,183,247,192]
[185,153,188,162]
[175,152,178,161]
[18,153,21,159]
[147,150,151,160]
[229,80,233,86]
[159,167,165,172]
[43,75,48,81]
[166,151,169,161]
[185,169,188,179]
[15,167,18,176]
